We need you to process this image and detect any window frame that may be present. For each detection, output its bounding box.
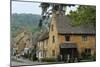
[52,35,55,43]
[52,50,55,56]
[82,35,88,41]
[65,35,70,41]
[85,48,91,55]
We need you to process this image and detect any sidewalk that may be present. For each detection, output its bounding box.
[11,56,49,66]
[11,56,66,66]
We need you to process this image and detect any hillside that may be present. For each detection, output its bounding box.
[11,13,41,37]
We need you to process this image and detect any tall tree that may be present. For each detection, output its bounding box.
[39,3,75,30]
[40,3,75,18]
[69,5,96,27]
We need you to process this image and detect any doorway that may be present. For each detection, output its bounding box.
[60,48,78,62]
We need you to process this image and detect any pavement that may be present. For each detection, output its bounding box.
[11,56,48,66]
[11,56,88,66]
[11,56,64,66]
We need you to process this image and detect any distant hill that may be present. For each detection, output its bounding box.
[11,13,41,37]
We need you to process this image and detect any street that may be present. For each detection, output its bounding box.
[11,56,49,66]
[11,56,64,66]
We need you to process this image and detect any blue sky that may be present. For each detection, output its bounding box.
[12,1,78,15]
[12,1,42,15]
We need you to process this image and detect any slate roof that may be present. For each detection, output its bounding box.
[38,32,49,41]
[56,16,96,34]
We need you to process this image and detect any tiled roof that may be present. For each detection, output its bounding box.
[56,15,95,34]
[38,32,49,41]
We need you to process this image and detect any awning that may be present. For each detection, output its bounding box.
[60,42,77,48]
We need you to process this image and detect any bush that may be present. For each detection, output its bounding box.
[92,54,96,61]
[41,58,57,62]
[80,52,95,60]
[32,56,38,61]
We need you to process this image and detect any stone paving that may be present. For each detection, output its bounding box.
[11,56,63,66]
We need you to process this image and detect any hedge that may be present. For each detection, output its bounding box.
[41,58,57,62]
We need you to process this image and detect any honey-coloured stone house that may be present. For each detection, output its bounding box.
[36,13,96,60]
[13,30,33,55]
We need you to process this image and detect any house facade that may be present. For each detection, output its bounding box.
[14,31,33,56]
[37,12,96,60]
[36,32,49,59]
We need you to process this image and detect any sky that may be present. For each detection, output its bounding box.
[12,1,78,15]
[12,1,42,15]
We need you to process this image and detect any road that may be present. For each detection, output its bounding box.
[11,56,49,66]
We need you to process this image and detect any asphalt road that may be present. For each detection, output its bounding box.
[11,56,54,66]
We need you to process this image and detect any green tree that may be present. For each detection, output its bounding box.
[69,5,96,27]
[40,3,75,19]
[39,3,75,30]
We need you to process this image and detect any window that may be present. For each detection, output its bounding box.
[52,36,55,43]
[43,50,47,58]
[85,48,91,55]
[82,35,87,41]
[52,50,55,56]
[65,35,70,41]
[51,24,54,31]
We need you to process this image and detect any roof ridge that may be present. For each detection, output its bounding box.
[55,15,95,34]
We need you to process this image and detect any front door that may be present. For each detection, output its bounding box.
[60,48,78,62]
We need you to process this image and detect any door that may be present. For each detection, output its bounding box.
[60,48,78,61]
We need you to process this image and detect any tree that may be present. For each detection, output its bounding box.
[40,3,75,18]
[39,3,75,30]
[69,5,96,27]
[38,19,42,28]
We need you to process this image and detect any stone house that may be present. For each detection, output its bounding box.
[37,12,96,60]
[36,32,49,59]
[14,30,33,55]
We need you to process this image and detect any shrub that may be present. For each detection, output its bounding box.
[41,58,57,62]
[92,54,96,61]
[80,52,95,61]
[32,56,38,61]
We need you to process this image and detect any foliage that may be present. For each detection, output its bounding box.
[11,13,41,37]
[80,52,96,61]
[41,58,57,62]
[69,5,96,27]
[39,3,75,31]
[40,3,75,16]
[40,3,75,19]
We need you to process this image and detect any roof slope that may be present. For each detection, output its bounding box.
[56,16,95,34]
[38,32,49,41]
